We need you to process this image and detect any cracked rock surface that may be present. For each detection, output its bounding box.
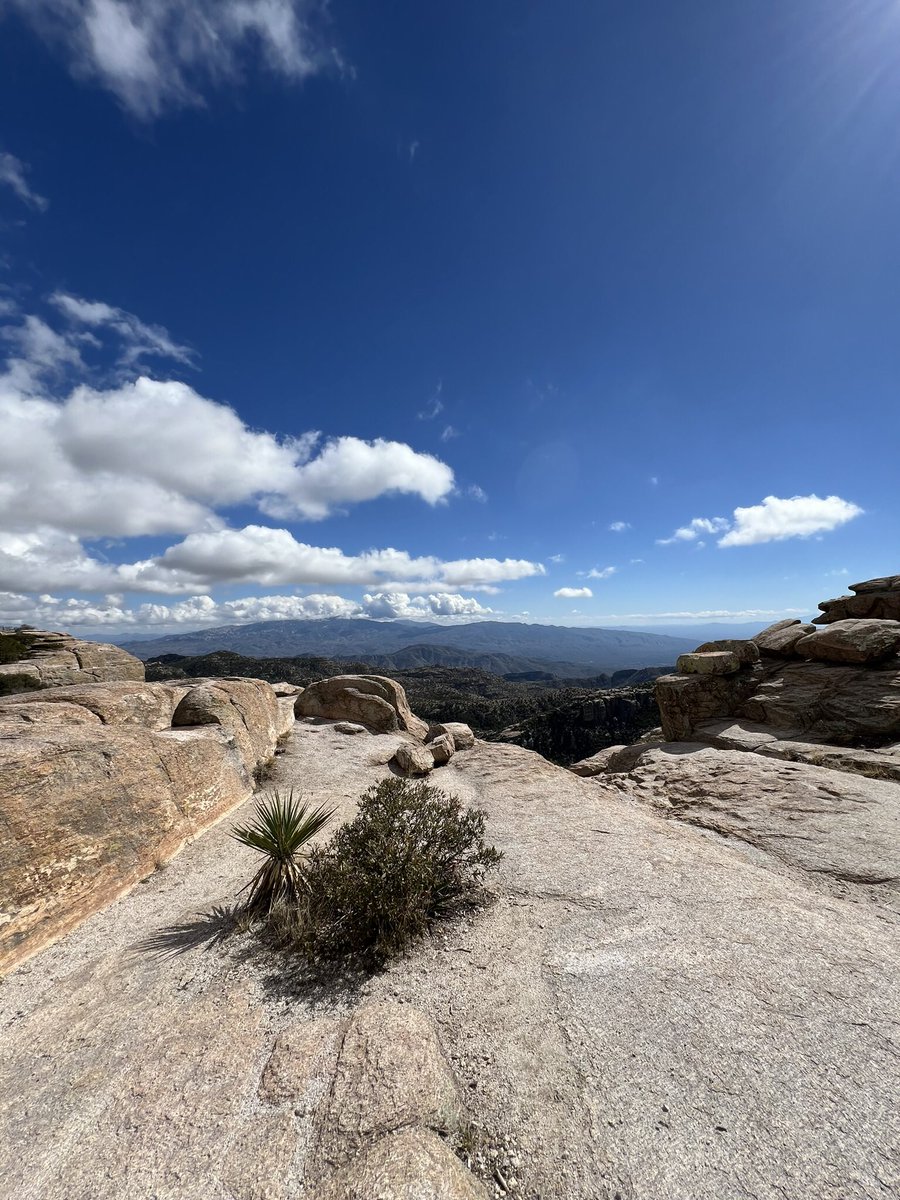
[0,724,897,1199]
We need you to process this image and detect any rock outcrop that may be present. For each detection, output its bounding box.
[296,675,429,739]
[0,629,143,694]
[0,664,290,974]
[813,573,900,624]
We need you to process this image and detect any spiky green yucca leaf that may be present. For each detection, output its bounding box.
[231,790,335,918]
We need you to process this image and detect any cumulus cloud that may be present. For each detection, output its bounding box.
[0,588,492,631]
[554,586,592,599]
[0,151,48,210]
[718,494,863,547]
[586,566,616,579]
[0,523,544,596]
[657,517,730,545]
[51,291,194,367]
[0,361,456,538]
[658,496,862,548]
[360,592,492,619]
[608,521,630,533]
[7,0,336,119]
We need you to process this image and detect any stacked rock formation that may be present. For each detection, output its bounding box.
[813,573,900,624]
[569,573,900,776]
[0,628,144,692]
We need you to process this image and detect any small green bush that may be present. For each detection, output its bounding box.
[0,633,35,665]
[291,776,502,965]
[231,791,335,919]
[0,672,42,697]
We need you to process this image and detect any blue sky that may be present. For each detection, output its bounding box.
[0,0,897,635]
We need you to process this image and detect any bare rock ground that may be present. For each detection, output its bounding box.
[1,721,898,1199]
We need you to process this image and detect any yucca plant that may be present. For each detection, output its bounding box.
[231,791,335,919]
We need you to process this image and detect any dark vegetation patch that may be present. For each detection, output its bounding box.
[146,650,664,764]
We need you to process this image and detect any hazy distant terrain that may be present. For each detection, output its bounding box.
[122,617,696,676]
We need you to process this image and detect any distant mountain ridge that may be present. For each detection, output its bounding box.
[120,617,698,676]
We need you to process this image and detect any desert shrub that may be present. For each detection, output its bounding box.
[0,634,35,664]
[231,791,335,919]
[291,776,502,965]
[0,672,42,696]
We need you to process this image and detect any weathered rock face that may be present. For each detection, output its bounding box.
[814,574,900,624]
[321,1129,487,1200]
[0,669,286,973]
[297,675,429,739]
[0,629,143,693]
[429,721,476,750]
[795,618,900,664]
[654,669,760,741]
[428,733,455,765]
[752,619,817,656]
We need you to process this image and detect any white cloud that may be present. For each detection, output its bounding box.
[554,586,592,599]
[440,424,458,442]
[548,553,565,564]
[0,151,48,211]
[657,495,862,549]
[9,0,335,119]
[1,361,456,538]
[718,494,863,547]
[467,484,487,503]
[51,291,194,367]
[608,521,630,533]
[417,383,443,420]
[361,592,491,620]
[586,566,616,579]
[657,517,730,545]
[0,588,492,632]
[0,523,544,596]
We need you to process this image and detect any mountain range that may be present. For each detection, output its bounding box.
[119,618,703,677]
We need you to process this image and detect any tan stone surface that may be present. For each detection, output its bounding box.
[258,1016,344,1107]
[1,725,899,1200]
[0,630,143,689]
[322,1003,461,1163]
[320,1129,488,1200]
[0,680,182,730]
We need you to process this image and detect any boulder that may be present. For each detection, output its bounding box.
[391,743,434,776]
[173,678,280,770]
[275,696,296,739]
[0,700,102,729]
[813,586,900,624]
[428,721,476,750]
[334,722,367,735]
[322,1003,461,1160]
[297,676,428,739]
[796,620,900,664]
[320,1129,487,1200]
[753,619,817,656]
[428,733,455,765]
[0,629,143,690]
[676,651,741,675]
[272,682,303,697]
[693,638,760,664]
